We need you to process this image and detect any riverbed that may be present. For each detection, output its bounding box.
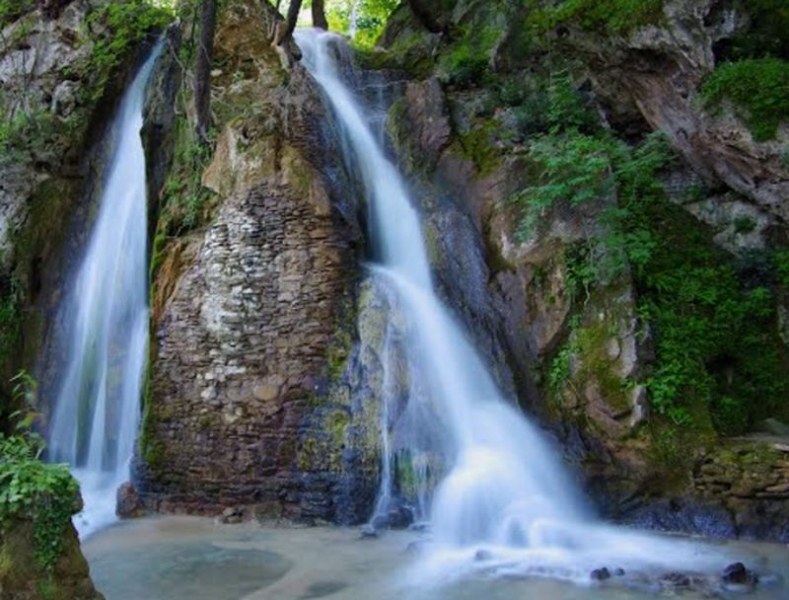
[83,516,789,600]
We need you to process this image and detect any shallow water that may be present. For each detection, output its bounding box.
[84,517,789,600]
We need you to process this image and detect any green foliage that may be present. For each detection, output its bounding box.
[516,113,788,435]
[529,0,665,36]
[0,374,79,571]
[548,341,573,395]
[623,176,786,434]
[157,121,215,237]
[732,215,756,234]
[775,249,789,287]
[699,58,789,141]
[514,133,613,240]
[84,0,173,102]
[1,109,60,162]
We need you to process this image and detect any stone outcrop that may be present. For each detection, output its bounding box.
[136,0,371,522]
[0,516,104,600]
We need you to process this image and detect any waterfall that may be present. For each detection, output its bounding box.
[47,42,163,539]
[295,29,735,584]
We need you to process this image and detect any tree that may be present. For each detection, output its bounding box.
[195,0,217,143]
[312,0,328,30]
[275,0,303,45]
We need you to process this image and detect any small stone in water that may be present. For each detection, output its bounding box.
[591,567,611,581]
[474,549,493,562]
[659,572,691,588]
[613,568,626,577]
[360,525,379,539]
[218,507,243,524]
[722,562,749,584]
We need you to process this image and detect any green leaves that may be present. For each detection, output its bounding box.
[513,97,788,436]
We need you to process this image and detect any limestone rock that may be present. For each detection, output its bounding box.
[116,481,145,519]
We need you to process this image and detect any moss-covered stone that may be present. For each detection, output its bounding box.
[0,517,103,600]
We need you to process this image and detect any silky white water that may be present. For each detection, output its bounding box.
[295,29,739,586]
[47,43,162,539]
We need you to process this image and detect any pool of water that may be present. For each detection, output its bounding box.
[83,517,789,600]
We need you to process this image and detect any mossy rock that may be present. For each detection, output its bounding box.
[0,517,103,600]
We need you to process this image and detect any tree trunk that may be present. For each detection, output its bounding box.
[194,0,217,143]
[312,0,328,30]
[406,0,444,33]
[276,0,302,45]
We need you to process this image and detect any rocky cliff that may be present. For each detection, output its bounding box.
[374,0,789,540]
[136,0,378,522]
[2,0,786,552]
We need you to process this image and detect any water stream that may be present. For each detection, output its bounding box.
[47,42,162,539]
[293,28,753,587]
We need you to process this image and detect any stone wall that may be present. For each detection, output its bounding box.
[136,0,371,522]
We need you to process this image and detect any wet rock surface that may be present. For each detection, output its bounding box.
[116,482,145,519]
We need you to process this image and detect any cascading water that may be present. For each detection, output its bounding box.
[47,42,163,539]
[296,28,737,586]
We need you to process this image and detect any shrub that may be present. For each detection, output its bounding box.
[0,373,80,571]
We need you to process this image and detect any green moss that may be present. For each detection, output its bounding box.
[156,119,215,236]
[530,0,665,36]
[457,119,500,174]
[645,422,711,489]
[699,58,789,141]
[439,24,500,87]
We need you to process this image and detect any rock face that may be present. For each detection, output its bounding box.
[0,517,103,600]
[570,0,788,229]
[379,0,789,540]
[0,0,171,400]
[136,0,370,522]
